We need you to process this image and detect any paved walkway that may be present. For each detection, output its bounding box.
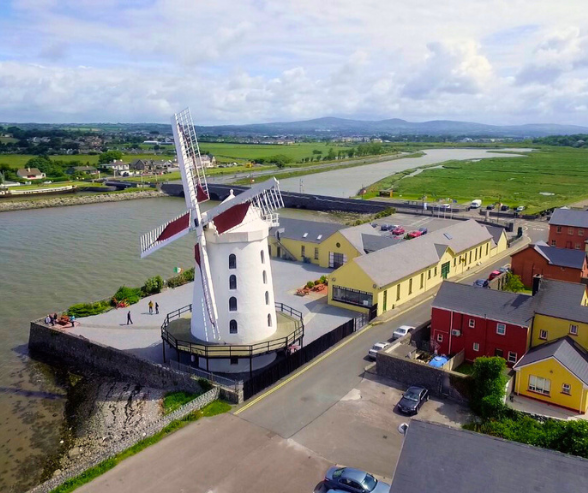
[509,394,588,421]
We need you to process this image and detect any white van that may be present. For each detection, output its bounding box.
[471,199,482,209]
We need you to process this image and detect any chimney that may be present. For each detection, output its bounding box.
[532,275,543,296]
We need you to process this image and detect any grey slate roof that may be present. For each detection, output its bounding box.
[354,220,492,287]
[514,337,588,385]
[433,281,535,326]
[271,217,343,244]
[339,223,382,253]
[486,225,506,246]
[532,241,587,269]
[361,233,401,253]
[533,278,588,324]
[549,207,588,228]
[390,420,588,493]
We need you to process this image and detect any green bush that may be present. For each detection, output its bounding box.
[166,268,195,288]
[320,275,327,284]
[113,286,142,305]
[67,300,111,317]
[470,356,507,419]
[504,272,525,292]
[198,378,213,392]
[306,281,315,289]
[142,275,164,295]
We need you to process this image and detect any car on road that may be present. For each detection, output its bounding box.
[368,342,390,360]
[473,279,489,288]
[488,270,502,281]
[407,230,422,239]
[498,264,511,273]
[396,386,429,415]
[392,227,405,235]
[418,227,428,235]
[516,206,525,212]
[324,467,390,493]
[486,204,495,210]
[500,205,509,211]
[392,325,415,340]
[314,481,347,493]
[379,224,391,231]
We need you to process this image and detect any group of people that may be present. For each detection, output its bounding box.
[126,300,160,325]
[45,312,75,327]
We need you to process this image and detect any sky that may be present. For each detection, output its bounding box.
[0,0,587,125]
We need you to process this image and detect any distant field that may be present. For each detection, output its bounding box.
[0,137,18,144]
[0,153,175,169]
[384,147,588,212]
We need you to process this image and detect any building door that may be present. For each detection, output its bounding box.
[441,262,450,279]
[277,247,282,258]
[329,252,347,268]
[383,290,387,312]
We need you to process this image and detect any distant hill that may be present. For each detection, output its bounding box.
[194,117,588,138]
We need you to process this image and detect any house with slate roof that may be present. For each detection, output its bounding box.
[548,207,588,249]
[511,241,588,286]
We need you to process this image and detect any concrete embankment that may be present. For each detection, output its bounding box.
[0,189,164,213]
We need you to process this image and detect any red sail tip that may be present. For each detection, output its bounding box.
[156,213,190,242]
[197,184,209,202]
[214,202,250,235]
[194,243,201,267]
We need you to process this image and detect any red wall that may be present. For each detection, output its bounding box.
[431,307,529,366]
[548,225,588,250]
[511,247,586,287]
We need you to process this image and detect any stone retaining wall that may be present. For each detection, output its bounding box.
[28,387,220,493]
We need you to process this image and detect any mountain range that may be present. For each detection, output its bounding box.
[194,117,588,138]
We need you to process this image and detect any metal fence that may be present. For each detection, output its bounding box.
[170,359,242,393]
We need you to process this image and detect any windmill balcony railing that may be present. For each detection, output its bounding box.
[161,302,304,359]
[264,212,280,227]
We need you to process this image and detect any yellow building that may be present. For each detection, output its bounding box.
[513,337,588,414]
[488,226,508,257]
[328,220,501,315]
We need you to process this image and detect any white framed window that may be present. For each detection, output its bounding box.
[539,329,548,340]
[528,375,551,395]
[469,319,475,328]
[314,247,319,260]
[508,351,517,363]
[451,329,461,336]
[551,240,556,246]
[568,227,574,235]
[570,324,578,335]
[575,243,581,250]
[436,333,443,343]
[496,323,506,336]
[473,342,479,352]
[562,383,571,395]
[579,229,585,237]
[556,226,562,233]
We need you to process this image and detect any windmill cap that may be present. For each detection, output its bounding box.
[221,190,236,204]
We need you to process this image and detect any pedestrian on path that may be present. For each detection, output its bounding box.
[45,314,51,325]
[70,315,76,328]
[155,302,159,315]
[127,311,133,325]
[148,300,154,315]
[52,313,58,326]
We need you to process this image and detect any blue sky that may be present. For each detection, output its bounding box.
[0,0,587,125]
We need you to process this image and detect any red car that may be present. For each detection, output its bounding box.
[488,270,501,281]
[392,227,405,235]
[408,231,423,239]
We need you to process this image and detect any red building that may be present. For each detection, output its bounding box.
[431,282,535,366]
[511,242,588,287]
[548,208,588,250]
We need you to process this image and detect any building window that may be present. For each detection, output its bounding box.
[579,229,585,237]
[301,245,306,257]
[474,248,478,261]
[496,323,506,335]
[551,240,556,246]
[329,252,347,268]
[508,351,517,363]
[539,329,548,340]
[229,275,237,290]
[556,226,562,234]
[229,254,236,269]
[263,270,267,284]
[575,243,582,250]
[261,250,265,264]
[562,383,571,395]
[420,273,424,289]
[570,324,578,335]
[469,251,472,264]
[268,245,272,256]
[495,348,503,358]
[314,247,319,260]
[267,314,272,327]
[265,291,269,305]
[529,375,551,395]
[453,258,457,267]
[473,342,479,352]
[409,278,413,295]
[229,320,238,334]
[437,333,443,343]
[469,319,475,328]
[485,243,489,256]
[230,356,238,365]
[332,285,373,307]
[229,297,237,311]
[396,284,401,301]
[568,227,574,235]
[428,269,431,280]
[434,266,438,276]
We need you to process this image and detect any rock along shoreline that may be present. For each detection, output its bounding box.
[0,190,165,213]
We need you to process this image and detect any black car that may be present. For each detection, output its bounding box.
[397,386,429,415]
[486,204,495,210]
[500,205,509,211]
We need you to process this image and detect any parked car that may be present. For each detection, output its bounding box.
[396,386,429,415]
[324,467,390,493]
[488,270,501,281]
[441,203,451,209]
[470,199,482,208]
[407,230,422,239]
[392,325,415,340]
[370,223,378,228]
[380,224,390,231]
[392,227,405,235]
[314,481,347,493]
[498,264,511,273]
[418,227,428,235]
[368,342,390,360]
[486,204,495,210]
[473,279,489,288]
[516,206,525,212]
[500,205,509,211]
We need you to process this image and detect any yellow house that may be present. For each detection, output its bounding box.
[487,226,508,257]
[328,220,496,315]
[513,336,588,414]
[529,279,588,349]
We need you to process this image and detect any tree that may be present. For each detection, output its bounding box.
[98,150,123,164]
[504,272,525,292]
[326,148,336,160]
[471,356,507,418]
[267,154,293,169]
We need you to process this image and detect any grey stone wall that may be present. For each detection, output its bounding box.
[376,348,472,404]
[28,387,220,493]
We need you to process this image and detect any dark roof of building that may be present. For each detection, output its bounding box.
[533,278,588,324]
[549,208,588,228]
[486,225,506,246]
[514,337,588,385]
[433,281,535,326]
[390,420,588,493]
[361,233,401,253]
[271,217,344,244]
[532,241,587,269]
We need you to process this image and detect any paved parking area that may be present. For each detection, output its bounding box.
[371,212,461,235]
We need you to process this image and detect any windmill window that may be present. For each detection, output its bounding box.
[229,320,238,334]
[263,270,267,284]
[229,254,236,269]
[229,275,237,290]
[267,314,272,327]
[229,297,237,311]
[261,250,265,264]
[265,291,269,305]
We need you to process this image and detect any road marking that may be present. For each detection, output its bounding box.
[234,295,435,415]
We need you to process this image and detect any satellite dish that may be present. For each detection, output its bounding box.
[398,423,409,435]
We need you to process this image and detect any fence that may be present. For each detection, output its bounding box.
[243,315,367,400]
[170,359,242,393]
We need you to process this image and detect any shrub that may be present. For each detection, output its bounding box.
[504,272,525,292]
[320,275,327,284]
[314,280,321,286]
[470,356,507,418]
[198,378,213,392]
[68,300,111,317]
[142,275,164,295]
[306,281,315,289]
[113,286,142,305]
[166,268,195,288]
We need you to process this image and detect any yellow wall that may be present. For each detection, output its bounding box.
[328,260,377,313]
[515,358,588,413]
[531,315,588,350]
[491,232,508,257]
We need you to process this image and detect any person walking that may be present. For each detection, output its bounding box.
[155,302,159,315]
[51,313,57,326]
[70,315,76,328]
[148,300,154,315]
[45,314,51,325]
[127,311,133,325]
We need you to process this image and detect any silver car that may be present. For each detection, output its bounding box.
[324,467,390,493]
[392,325,415,340]
[368,342,389,360]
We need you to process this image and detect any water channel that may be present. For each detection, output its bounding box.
[0,148,528,491]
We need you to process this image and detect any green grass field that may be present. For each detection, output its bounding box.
[0,153,176,169]
[373,147,588,213]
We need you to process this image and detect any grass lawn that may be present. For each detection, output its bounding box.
[49,400,231,493]
[372,147,588,212]
[162,391,201,415]
[454,362,475,375]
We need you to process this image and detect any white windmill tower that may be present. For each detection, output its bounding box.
[140,109,289,371]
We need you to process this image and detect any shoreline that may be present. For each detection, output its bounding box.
[0,190,166,213]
